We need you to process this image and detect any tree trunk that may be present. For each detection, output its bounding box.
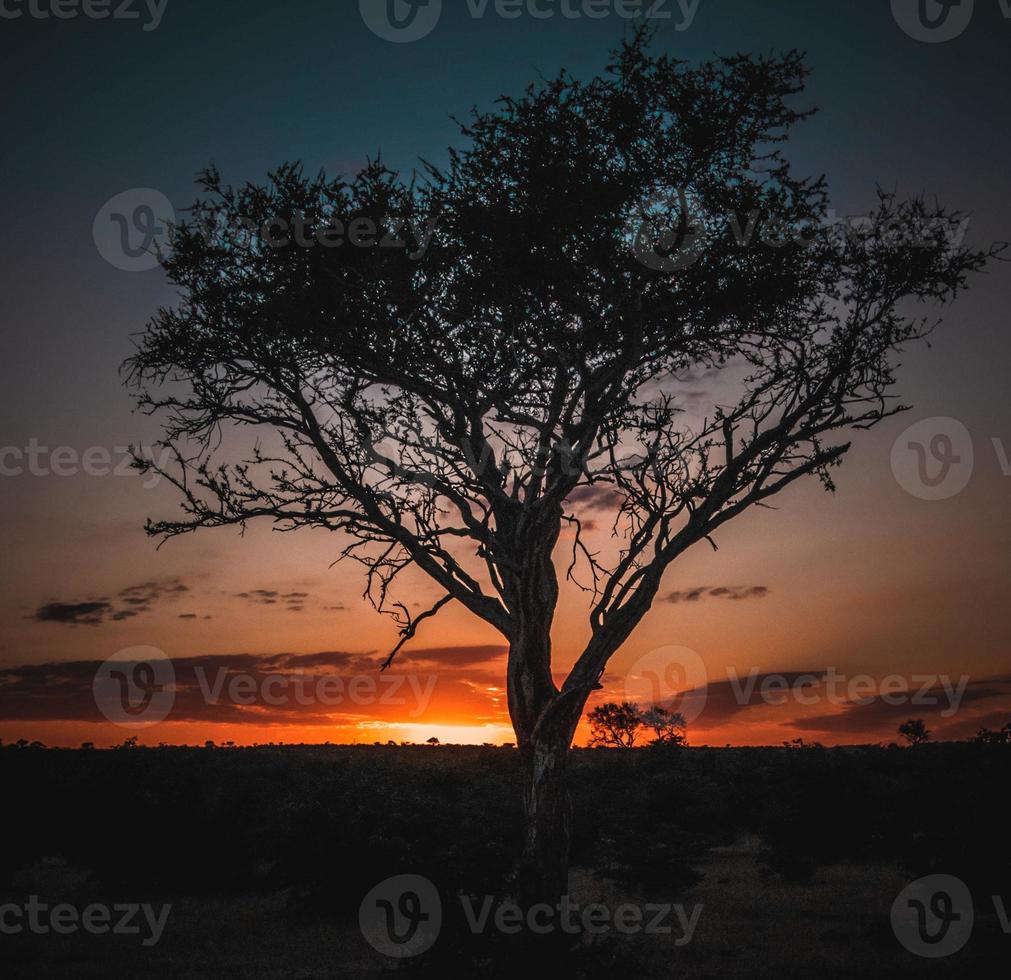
[503,507,586,914]
[517,733,573,910]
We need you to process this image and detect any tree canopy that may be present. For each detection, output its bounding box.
[127,32,998,750]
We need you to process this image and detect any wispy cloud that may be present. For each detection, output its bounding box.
[234,589,313,612]
[666,585,770,603]
[32,578,190,627]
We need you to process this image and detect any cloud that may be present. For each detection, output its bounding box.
[8,645,1006,745]
[594,669,1011,744]
[0,651,376,726]
[119,580,189,605]
[667,585,769,603]
[0,646,510,728]
[32,578,191,627]
[235,588,311,612]
[564,484,620,512]
[33,602,112,626]
[785,677,1011,740]
[636,671,829,725]
[234,590,278,603]
[396,645,507,668]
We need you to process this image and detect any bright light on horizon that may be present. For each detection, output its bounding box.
[365,722,516,745]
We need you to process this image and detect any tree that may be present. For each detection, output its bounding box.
[126,32,996,910]
[426,736,441,746]
[898,718,931,746]
[970,723,1011,745]
[587,701,643,748]
[640,705,688,746]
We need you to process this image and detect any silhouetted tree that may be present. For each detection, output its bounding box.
[971,722,1011,745]
[897,718,931,746]
[587,702,642,748]
[426,736,441,746]
[126,32,996,908]
[640,705,687,746]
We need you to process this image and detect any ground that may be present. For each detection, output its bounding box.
[1,743,1007,976]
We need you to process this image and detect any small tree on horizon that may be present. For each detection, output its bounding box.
[898,718,931,747]
[640,705,688,746]
[126,32,997,909]
[971,723,1011,745]
[587,701,643,748]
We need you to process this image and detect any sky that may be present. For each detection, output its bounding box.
[1,0,1010,748]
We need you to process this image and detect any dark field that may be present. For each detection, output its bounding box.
[2,742,1008,977]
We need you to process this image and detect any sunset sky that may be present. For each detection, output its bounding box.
[2,0,1010,748]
